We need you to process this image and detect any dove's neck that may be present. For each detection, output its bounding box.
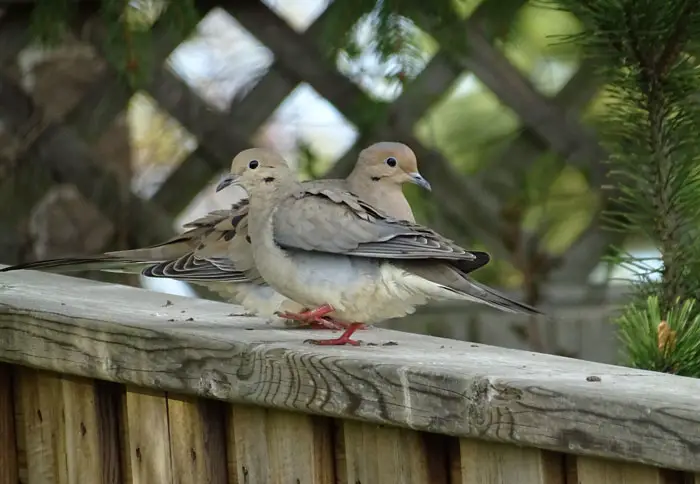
[246,181,298,253]
[246,183,300,293]
[346,174,415,223]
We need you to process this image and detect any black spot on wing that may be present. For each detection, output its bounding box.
[231,213,245,227]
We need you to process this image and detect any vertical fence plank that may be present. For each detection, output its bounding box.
[336,421,449,484]
[453,439,564,484]
[227,405,333,484]
[121,387,172,484]
[167,395,228,484]
[14,368,61,483]
[0,364,18,484]
[571,456,663,484]
[227,405,269,484]
[13,368,102,484]
[60,375,103,483]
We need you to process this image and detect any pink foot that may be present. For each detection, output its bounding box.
[305,323,364,346]
[276,304,341,329]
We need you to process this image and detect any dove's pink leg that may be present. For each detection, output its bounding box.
[277,304,343,330]
[305,323,364,346]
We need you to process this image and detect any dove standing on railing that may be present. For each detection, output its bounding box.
[215,148,540,346]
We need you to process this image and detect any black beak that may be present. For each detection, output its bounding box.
[408,172,431,191]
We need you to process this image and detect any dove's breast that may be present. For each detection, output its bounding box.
[267,250,454,324]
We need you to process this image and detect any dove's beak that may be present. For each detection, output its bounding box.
[216,174,239,193]
[408,172,431,191]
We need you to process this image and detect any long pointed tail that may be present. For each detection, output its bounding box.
[0,256,154,274]
[459,278,542,315]
[0,236,198,275]
[402,262,543,315]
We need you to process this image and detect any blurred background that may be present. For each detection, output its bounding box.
[0,0,653,363]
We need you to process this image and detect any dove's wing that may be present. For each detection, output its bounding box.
[143,200,257,283]
[272,187,488,270]
[0,201,254,281]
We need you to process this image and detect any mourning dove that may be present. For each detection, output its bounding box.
[145,142,434,324]
[0,143,438,329]
[216,148,540,346]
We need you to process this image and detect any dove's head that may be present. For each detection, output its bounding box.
[216,148,294,194]
[352,141,431,191]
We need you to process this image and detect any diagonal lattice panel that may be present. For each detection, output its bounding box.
[150,2,351,213]
[0,3,220,253]
[418,20,606,184]
[0,73,174,247]
[327,0,530,176]
[230,0,609,261]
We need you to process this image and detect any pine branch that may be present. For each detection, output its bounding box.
[554,0,700,375]
[656,1,699,75]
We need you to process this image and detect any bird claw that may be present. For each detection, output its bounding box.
[303,322,364,346]
[304,336,361,346]
[275,304,345,330]
[305,318,345,330]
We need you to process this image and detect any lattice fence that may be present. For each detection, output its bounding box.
[0,0,622,360]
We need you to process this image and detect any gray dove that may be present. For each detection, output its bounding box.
[217,148,540,346]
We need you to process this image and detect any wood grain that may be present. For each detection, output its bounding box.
[13,368,102,484]
[0,364,18,484]
[336,421,449,484]
[167,395,228,484]
[121,387,172,484]
[572,456,663,484]
[1,269,700,472]
[454,439,563,484]
[227,405,334,483]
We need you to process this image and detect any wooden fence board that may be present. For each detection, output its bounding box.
[337,421,449,484]
[167,395,228,484]
[572,456,664,484]
[121,387,172,484]
[227,405,333,484]
[13,369,102,484]
[454,440,563,484]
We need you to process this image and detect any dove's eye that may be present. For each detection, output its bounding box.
[248,160,259,169]
[385,157,397,167]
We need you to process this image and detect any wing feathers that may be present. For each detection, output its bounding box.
[273,188,483,263]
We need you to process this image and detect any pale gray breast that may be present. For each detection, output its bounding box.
[286,250,380,288]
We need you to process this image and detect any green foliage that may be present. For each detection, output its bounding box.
[553,0,700,374]
[99,0,152,87]
[617,296,700,377]
[30,0,73,45]
[295,140,325,180]
[27,0,200,88]
[321,0,457,88]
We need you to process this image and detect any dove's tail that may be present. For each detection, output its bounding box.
[457,278,542,315]
[0,255,157,275]
[403,262,543,316]
[0,241,193,275]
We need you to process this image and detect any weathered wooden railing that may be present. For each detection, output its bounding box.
[0,267,699,484]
